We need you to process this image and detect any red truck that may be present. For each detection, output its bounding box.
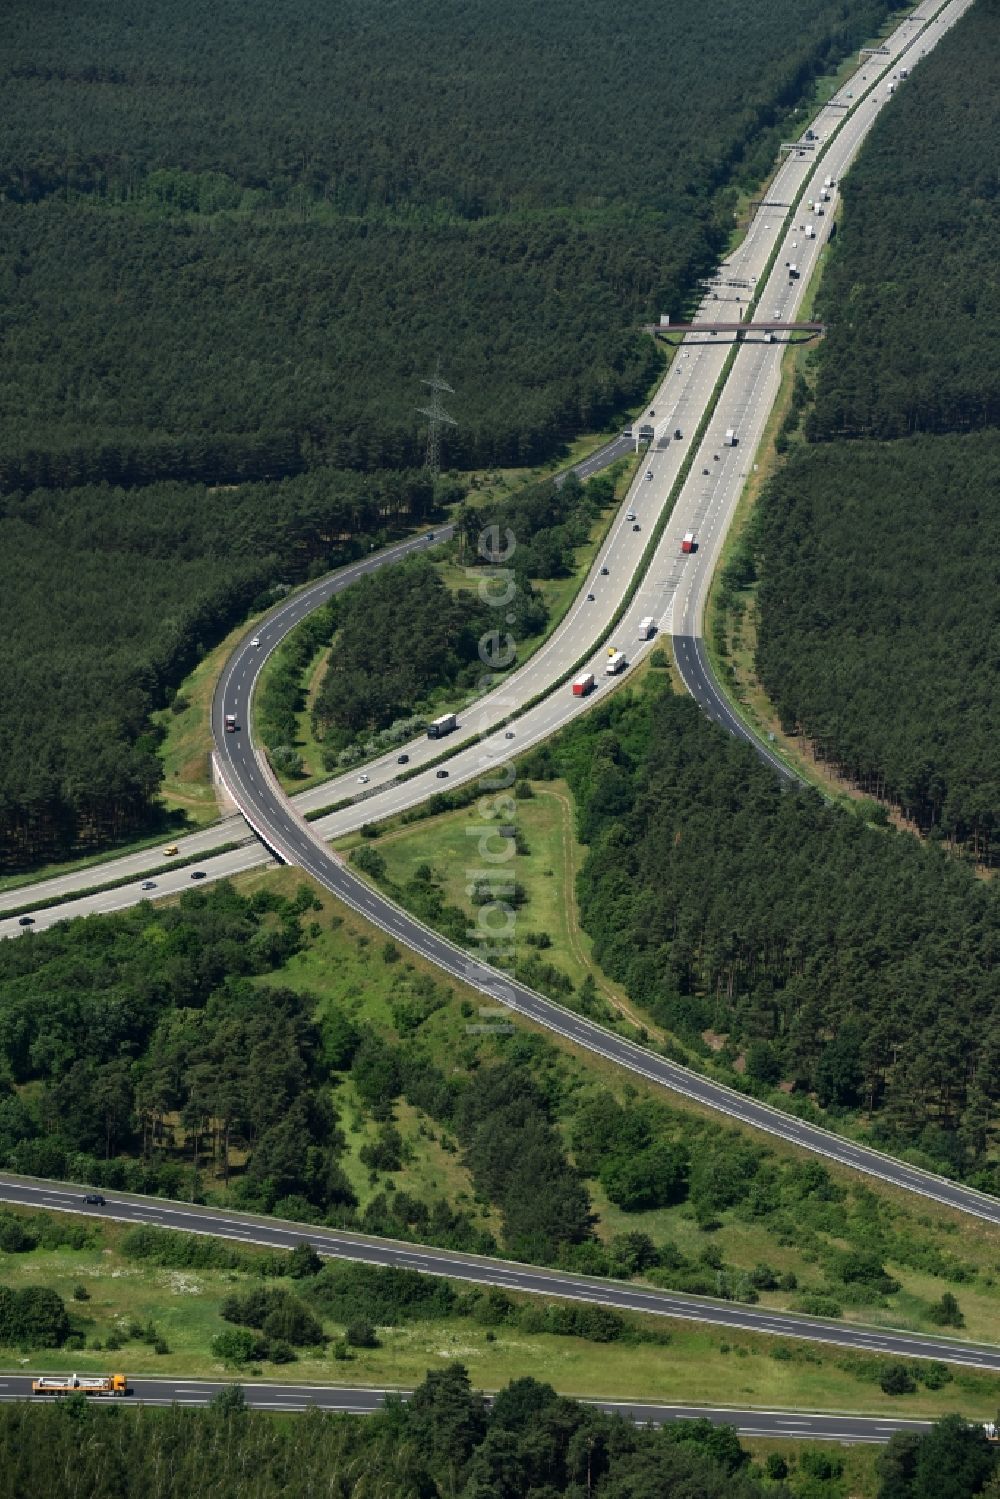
[572,672,596,697]
[681,532,696,554]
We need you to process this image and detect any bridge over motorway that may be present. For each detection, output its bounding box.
[644,320,826,341]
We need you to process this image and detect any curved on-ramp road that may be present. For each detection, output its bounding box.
[2,0,993,1231]
[206,0,995,1229]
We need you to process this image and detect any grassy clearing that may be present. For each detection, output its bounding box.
[743,1439,883,1498]
[339,778,657,1035]
[220,868,1000,1351]
[1,1215,997,1421]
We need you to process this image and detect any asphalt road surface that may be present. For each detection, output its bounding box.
[3,1,993,1231]
[2,1174,998,1373]
[4,0,973,933]
[0,1370,938,1443]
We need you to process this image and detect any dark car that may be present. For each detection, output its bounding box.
[632,523,641,532]
[674,429,682,440]
[436,769,449,779]
[586,592,595,601]
[702,467,709,475]
[18,915,34,927]
[140,880,156,891]
[504,731,515,740]
[82,1194,106,1207]
[190,870,207,880]
[397,753,409,764]
[600,566,609,576]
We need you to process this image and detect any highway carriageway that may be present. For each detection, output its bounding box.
[2,1174,999,1374]
[0,1372,940,1444]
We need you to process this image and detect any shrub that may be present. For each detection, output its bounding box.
[928,1291,964,1328]
[288,1243,323,1279]
[261,1301,325,1348]
[211,1328,265,1365]
[0,1286,70,1349]
[800,1450,843,1480]
[121,1226,245,1271]
[795,1294,843,1318]
[879,1362,917,1396]
[345,1320,379,1348]
[0,1215,38,1254]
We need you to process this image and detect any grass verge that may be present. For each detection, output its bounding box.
[1,1211,997,1421]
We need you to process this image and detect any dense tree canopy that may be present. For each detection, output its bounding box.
[751,0,1000,856]
[0,0,904,862]
[754,433,1000,859]
[0,0,898,488]
[556,687,1000,1180]
[0,470,432,868]
[0,1366,783,1499]
[807,1,1000,442]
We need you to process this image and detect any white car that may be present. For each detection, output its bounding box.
[251,636,260,648]
[358,774,370,784]
[626,511,636,521]
[645,470,653,481]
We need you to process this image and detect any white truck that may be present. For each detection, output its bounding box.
[605,649,627,676]
[724,428,738,446]
[788,264,799,280]
[638,617,656,640]
[804,224,816,239]
[823,174,835,189]
[427,712,457,739]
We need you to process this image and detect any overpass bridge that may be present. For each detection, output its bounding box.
[644,320,826,342]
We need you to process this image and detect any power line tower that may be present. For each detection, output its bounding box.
[417,362,457,477]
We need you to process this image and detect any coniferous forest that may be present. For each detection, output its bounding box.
[751,0,1000,859]
[0,471,434,869]
[0,0,896,488]
[0,0,899,867]
[0,1374,993,1497]
[544,685,1000,1183]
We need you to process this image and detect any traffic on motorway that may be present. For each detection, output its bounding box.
[2,1173,999,1373]
[1,0,992,1234]
[1,0,971,933]
[0,1368,940,1444]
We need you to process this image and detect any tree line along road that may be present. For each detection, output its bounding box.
[0,1369,941,1445]
[1,0,993,1233]
[1,1174,999,1374]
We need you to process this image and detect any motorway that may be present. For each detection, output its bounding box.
[0,0,995,1229]
[3,1173,1000,1376]
[0,0,995,1234]
[1,1,970,921]
[0,1371,938,1444]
